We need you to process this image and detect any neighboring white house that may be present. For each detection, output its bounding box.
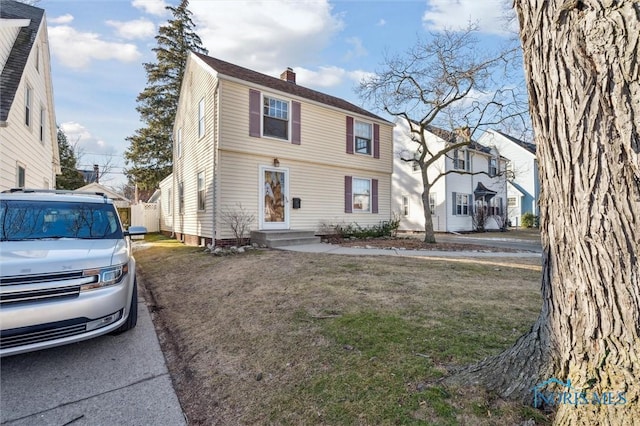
[0,0,59,191]
[160,52,394,246]
[477,129,539,227]
[393,120,508,232]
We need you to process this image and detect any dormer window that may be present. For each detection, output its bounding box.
[489,157,498,177]
[263,96,289,140]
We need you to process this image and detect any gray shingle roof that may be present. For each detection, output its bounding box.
[193,52,390,124]
[494,130,536,154]
[0,0,44,123]
[424,125,492,154]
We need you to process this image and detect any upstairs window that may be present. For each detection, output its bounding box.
[263,96,289,140]
[176,128,182,158]
[354,121,372,155]
[198,99,205,138]
[39,107,45,143]
[25,86,32,127]
[453,149,466,170]
[489,157,498,177]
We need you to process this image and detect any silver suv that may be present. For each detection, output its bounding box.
[0,189,146,357]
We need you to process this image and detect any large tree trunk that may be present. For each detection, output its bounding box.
[422,182,437,243]
[448,1,640,423]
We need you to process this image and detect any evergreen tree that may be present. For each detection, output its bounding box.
[56,127,85,190]
[124,0,207,190]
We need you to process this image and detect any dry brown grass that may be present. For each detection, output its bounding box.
[135,239,546,425]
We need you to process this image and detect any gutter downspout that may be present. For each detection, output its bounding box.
[212,80,220,245]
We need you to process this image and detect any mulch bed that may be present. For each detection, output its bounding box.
[324,236,523,253]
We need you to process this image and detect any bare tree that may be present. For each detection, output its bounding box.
[72,139,116,185]
[448,2,640,424]
[359,25,529,243]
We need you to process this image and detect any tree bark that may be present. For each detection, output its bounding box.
[448,1,640,423]
[422,181,437,243]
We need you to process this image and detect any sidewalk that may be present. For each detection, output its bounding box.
[276,242,541,258]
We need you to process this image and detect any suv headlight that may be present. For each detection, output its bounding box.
[80,264,129,291]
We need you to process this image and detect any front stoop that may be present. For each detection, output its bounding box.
[251,230,321,248]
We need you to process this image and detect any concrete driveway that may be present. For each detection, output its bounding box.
[0,283,185,426]
[433,233,542,253]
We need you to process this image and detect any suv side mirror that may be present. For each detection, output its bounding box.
[125,226,147,237]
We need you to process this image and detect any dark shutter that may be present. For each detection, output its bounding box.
[453,150,458,169]
[249,89,261,137]
[488,157,492,175]
[371,179,379,213]
[346,116,354,154]
[452,191,457,215]
[466,150,471,171]
[292,101,301,145]
[345,176,352,213]
[373,124,380,159]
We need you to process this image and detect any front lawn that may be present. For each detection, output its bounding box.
[135,240,547,425]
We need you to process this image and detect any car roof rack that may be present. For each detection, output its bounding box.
[2,188,110,201]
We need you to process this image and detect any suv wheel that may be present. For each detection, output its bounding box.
[112,278,138,334]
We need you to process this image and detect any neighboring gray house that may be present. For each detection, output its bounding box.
[0,0,59,191]
[477,130,539,227]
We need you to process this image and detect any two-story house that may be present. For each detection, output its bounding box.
[477,129,539,227]
[159,52,393,246]
[393,120,508,232]
[0,0,59,191]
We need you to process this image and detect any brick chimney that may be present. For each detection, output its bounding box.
[280,67,296,84]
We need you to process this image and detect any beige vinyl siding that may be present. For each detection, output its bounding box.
[0,22,57,191]
[218,80,393,175]
[216,150,392,240]
[0,26,22,69]
[171,57,217,238]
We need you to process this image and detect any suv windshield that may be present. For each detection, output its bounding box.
[0,200,123,241]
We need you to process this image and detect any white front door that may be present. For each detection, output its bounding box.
[259,166,289,230]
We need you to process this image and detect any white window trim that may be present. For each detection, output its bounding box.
[353,120,373,156]
[429,193,436,214]
[198,98,205,138]
[176,128,182,158]
[261,93,291,142]
[16,162,26,188]
[25,85,32,128]
[455,193,470,216]
[352,177,372,213]
[167,188,172,216]
[402,195,410,216]
[197,171,206,211]
[507,196,518,208]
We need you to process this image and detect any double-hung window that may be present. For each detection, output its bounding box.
[354,121,372,155]
[198,99,205,138]
[39,107,45,143]
[453,149,466,170]
[402,196,409,216]
[17,164,26,188]
[455,193,470,215]
[176,128,182,158]
[263,96,289,140]
[489,157,498,177]
[25,86,32,127]
[178,182,184,214]
[197,171,205,211]
[429,193,436,213]
[352,178,371,212]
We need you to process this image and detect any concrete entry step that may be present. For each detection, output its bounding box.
[250,230,321,248]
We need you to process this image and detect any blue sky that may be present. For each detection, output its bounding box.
[40,0,518,188]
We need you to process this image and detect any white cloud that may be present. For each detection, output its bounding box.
[106,18,156,40]
[48,14,74,25]
[132,0,168,16]
[190,0,344,74]
[377,19,386,27]
[295,66,372,89]
[48,26,141,69]
[344,37,367,61]
[422,0,517,36]
[60,122,113,154]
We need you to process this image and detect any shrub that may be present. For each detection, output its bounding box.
[521,212,536,228]
[320,214,400,240]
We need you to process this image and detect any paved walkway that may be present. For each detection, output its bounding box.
[277,242,541,258]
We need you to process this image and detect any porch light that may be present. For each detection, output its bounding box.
[273,158,280,167]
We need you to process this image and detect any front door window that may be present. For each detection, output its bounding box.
[261,167,288,229]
